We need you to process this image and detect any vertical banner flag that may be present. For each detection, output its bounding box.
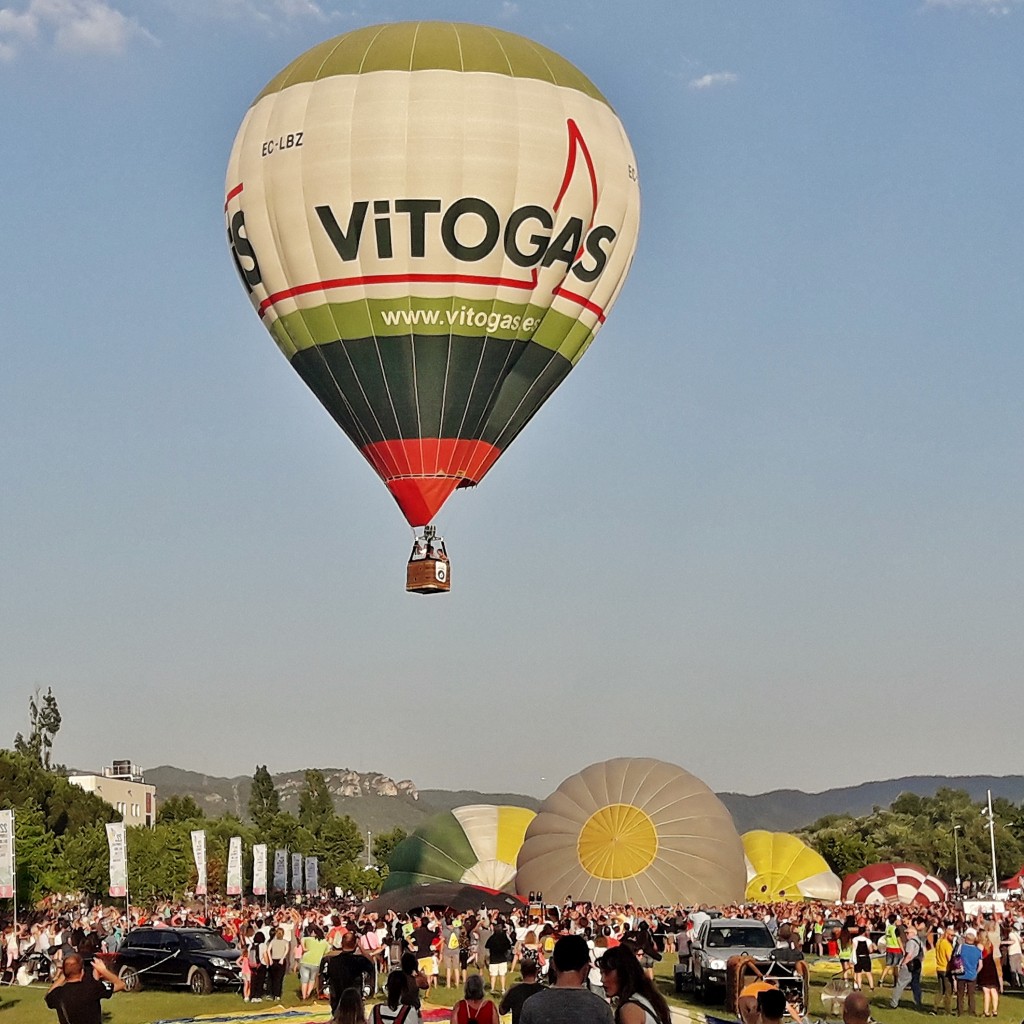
[292,852,303,894]
[0,810,13,898]
[227,836,243,896]
[253,843,268,897]
[305,856,318,895]
[273,848,288,892]
[106,822,127,898]
[191,829,208,896]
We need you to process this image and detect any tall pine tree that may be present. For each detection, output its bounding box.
[248,765,279,828]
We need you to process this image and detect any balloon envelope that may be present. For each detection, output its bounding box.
[742,830,841,902]
[842,862,949,905]
[382,804,536,893]
[226,22,640,526]
[515,758,746,906]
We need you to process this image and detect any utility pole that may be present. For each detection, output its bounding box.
[953,823,962,893]
[985,789,999,895]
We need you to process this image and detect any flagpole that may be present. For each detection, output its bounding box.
[124,826,131,935]
[11,810,17,946]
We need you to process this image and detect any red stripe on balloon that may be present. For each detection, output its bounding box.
[553,286,606,322]
[257,273,536,318]
[225,183,244,210]
[257,273,606,321]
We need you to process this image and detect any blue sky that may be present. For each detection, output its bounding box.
[1,0,1021,799]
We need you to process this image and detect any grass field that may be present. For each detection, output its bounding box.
[4,957,1023,1024]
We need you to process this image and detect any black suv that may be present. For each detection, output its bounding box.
[111,927,242,994]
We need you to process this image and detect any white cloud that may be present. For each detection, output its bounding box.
[688,71,738,91]
[0,0,152,57]
[501,1,521,16]
[173,0,329,21]
[923,0,1022,11]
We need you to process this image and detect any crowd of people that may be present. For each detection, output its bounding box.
[5,893,1024,1024]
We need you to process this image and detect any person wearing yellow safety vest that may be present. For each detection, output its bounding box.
[879,914,905,987]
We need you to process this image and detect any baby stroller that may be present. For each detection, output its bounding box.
[727,953,810,1020]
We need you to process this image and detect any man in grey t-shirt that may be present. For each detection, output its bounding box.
[520,935,613,1024]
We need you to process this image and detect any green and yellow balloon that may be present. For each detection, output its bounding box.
[226,22,639,531]
[383,804,536,893]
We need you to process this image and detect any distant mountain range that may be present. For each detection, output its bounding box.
[144,766,1024,838]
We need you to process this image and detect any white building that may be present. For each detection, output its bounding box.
[69,760,156,827]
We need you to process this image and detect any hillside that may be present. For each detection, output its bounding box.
[145,766,542,837]
[719,775,1024,833]
[143,766,1024,838]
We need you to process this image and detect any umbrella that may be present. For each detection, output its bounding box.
[362,882,527,915]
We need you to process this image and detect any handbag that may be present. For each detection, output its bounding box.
[949,945,965,977]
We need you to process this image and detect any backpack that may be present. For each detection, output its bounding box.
[372,1006,412,1024]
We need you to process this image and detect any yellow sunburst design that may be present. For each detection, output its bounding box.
[577,803,658,880]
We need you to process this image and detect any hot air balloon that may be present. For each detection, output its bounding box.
[382,804,536,894]
[225,22,640,591]
[515,758,747,906]
[841,862,949,906]
[742,830,842,902]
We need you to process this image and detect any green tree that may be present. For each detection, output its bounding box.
[316,814,364,883]
[157,795,205,823]
[9,803,61,909]
[13,687,62,769]
[298,770,335,831]
[248,765,279,828]
[60,823,112,899]
[0,749,116,836]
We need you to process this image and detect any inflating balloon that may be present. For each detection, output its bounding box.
[382,804,535,893]
[225,22,640,590]
[742,830,841,902]
[842,862,949,905]
[515,758,746,906]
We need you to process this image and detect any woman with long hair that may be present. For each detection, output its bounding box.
[597,944,671,1024]
[976,932,1002,1017]
[334,986,367,1024]
[372,971,421,1024]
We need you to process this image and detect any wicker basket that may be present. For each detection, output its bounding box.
[406,558,451,594]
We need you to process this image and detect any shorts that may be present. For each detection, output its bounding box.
[298,962,318,985]
[885,952,901,966]
[489,962,508,978]
[442,950,460,968]
[418,957,433,975]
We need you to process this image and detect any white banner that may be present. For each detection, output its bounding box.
[0,810,13,899]
[227,836,242,896]
[191,829,207,896]
[273,848,288,892]
[291,852,303,894]
[106,822,127,898]
[305,856,318,895]
[253,843,267,896]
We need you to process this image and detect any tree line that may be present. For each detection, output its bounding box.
[801,787,1024,885]
[2,690,406,909]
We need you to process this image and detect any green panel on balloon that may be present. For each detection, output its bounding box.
[383,813,478,891]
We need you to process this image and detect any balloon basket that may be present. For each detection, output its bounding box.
[406,558,451,594]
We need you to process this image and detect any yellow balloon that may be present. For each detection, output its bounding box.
[742,830,841,901]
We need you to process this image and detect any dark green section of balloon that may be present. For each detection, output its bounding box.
[254,22,609,106]
[290,335,572,449]
[381,812,479,893]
